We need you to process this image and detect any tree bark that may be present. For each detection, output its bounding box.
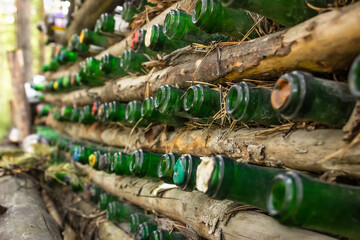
[44,2,360,106]
[46,117,360,179]
[0,175,62,240]
[16,0,32,83]
[7,50,31,142]
[76,163,334,240]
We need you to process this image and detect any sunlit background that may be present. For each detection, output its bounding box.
[0,0,70,139]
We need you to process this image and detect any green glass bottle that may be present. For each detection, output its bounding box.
[42,59,59,72]
[69,74,82,90]
[36,104,53,116]
[141,97,185,126]
[129,149,163,178]
[79,105,96,124]
[88,185,103,203]
[220,0,330,27]
[349,54,360,99]
[70,108,80,122]
[201,155,285,210]
[32,83,45,92]
[154,85,190,118]
[58,49,78,64]
[98,193,118,211]
[131,28,157,57]
[84,57,105,82]
[97,13,118,34]
[121,50,149,74]
[226,82,282,125]
[183,84,221,119]
[135,222,158,240]
[271,71,356,128]
[60,75,71,91]
[157,153,181,184]
[107,201,143,222]
[150,230,187,240]
[96,102,107,122]
[129,213,156,234]
[69,34,90,54]
[173,154,202,191]
[125,100,147,126]
[89,150,106,170]
[44,81,55,92]
[73,145,97,164]
[192,0,258,39]
[106,101,127,123]
[145,24,188,54]
[267,171,360,239]
[80,28,110,48]
[54,106,72,121]
[132,0,154,11]
[99,54,128,79]
[163,9,229,44]
[111,152,132,175]
[122,1,141,23]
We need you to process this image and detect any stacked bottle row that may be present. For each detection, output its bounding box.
[42,46,79,72]
[77,144,360,239]
[46,68,359,128]
[38,127,360,239]
[85,184,187,240]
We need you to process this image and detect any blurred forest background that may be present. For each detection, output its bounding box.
[0,0,47,139]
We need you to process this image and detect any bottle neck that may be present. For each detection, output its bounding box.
[183,84,221,118]
[130,149,150,177]
[141,97,162,121]
[129,213,154,233]
[100,13,115,33]
[204,155,234,199]
[267,171,303,223]
[173,154,201,190]
[121,50,148,74]
[136,223,158,240]
[154,85,186,115]
[349,54,360,99]
[157,153,181,183]
[125,100,143,125]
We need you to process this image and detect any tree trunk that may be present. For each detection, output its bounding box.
[7,50,31,142]
[0,175,62,240]
[16,0,32,83]
[76,163,334,240]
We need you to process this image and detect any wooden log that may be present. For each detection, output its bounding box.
[76,163,334,240]
[7,50,31,142]
[41,189,63,228]
[46,116,360,179]
[98,221,131,240]
[58,0,121,45]
[44,2,360,106]
[0,175,62,240]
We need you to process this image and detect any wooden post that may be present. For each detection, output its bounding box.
[7,50,31,142]
[16,0,33,83]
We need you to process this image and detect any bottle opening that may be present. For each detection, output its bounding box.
[141,98,152,118]
[158,155,169,178]
[129,214,139,233]
[270,181,286,211]
[184,87,195,112]
[163,13,173,38]
[173,158,186,185]
[129,152,138,173]
[349,55,360,98]
[192,0,203,24]
[226,85,239,114]
[125,101,134,122]
[271,78,290,110]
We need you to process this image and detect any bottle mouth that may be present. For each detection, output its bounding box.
[271,78,291,110]
[267,171,303,223]
[184,85,201,114]
[129,213,140,233]
[163,9,185,40]
[192,0,215,29]
[99,54,111,74]
[141,97,154,119]
[79,29,89,44]
[225,82,251,121]
[271,71,308,119]
[157,153,177,179]
[125,101,141,124]
[130,150,145,175]
[121,50,131,71]
[131,29,145,51]
[110,153,118,172]
[173,156,187,185]
[349,55,360,99]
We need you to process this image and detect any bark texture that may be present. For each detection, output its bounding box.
[7,50,31,141]
[0,175,62,240]
[16,0,32,83]
[46,117,360,179]
[77,163,334,240]
[44,2,360,106]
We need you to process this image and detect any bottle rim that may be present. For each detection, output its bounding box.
[349,54,360,99]
[225,82,251,121]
